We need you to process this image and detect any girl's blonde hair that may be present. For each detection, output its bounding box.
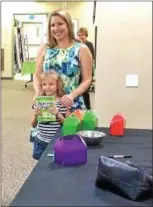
[40,71,65,97]
[47,9,75,48]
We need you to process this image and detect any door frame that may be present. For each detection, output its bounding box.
[12,13,49,79]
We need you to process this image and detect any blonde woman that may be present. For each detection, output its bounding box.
[33,9,92,111]
[32,71,70,160]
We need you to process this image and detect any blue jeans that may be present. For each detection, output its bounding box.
[33,137,48,160]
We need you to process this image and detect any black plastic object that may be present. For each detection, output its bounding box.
[95,156,153,201]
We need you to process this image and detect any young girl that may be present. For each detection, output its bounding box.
[32,71,70,160]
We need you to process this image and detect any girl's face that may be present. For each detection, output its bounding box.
[50,15,69,42]
[41,77,57,96]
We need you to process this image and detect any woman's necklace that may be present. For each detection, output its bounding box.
[57,40,74,50]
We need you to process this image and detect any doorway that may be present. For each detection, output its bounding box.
[13,13,48,80]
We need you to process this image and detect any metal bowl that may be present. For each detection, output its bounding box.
[77,130,106,146]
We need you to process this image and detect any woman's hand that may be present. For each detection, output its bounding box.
[49,105,59,115]
[61,94,74,107]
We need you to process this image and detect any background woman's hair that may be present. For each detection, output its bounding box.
[47,9,75,48]
[77,27,88,37]
[40,71,65,97]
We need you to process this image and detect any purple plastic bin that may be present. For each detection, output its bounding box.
[53,134,87,166]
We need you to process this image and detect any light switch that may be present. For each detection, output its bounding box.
[126,74,139,87]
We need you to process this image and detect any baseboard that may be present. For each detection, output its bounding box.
[1,77,13,80]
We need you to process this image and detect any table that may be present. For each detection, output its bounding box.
[10,128,152,206]
[21,61,36,88]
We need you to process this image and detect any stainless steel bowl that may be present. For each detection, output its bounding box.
[77,130,106,146]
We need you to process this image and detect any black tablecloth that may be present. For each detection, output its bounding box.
[10,128,152,206]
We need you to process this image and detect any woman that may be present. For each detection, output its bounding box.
[33,9,92,111]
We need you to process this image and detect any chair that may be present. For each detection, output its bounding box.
[21,61,36,88]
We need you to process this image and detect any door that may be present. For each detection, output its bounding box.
[22,22,43,60]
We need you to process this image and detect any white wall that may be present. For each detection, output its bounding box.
[95,2,152,129]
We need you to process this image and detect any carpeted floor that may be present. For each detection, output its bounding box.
[2,79,95,206]
[2,80,37,206]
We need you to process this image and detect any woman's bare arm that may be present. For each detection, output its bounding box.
[33,44,47,95]
[71,45,92,99]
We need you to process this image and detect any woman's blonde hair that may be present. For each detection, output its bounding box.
[47,9,75,48]
[40,71,65,97]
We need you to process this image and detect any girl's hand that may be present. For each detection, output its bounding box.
[49,105,59,115]
[61,94,74,107]
[33,108,41,117]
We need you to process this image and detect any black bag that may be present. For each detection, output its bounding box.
[95,156,153,201]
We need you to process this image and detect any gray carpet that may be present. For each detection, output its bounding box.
[2,80,95,206]
[2,80,37,206]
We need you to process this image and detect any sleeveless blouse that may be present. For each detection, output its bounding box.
[43,41,86,111]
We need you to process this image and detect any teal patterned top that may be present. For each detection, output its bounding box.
[43,41,86,111]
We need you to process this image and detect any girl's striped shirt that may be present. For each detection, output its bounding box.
[36,100,68,143]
